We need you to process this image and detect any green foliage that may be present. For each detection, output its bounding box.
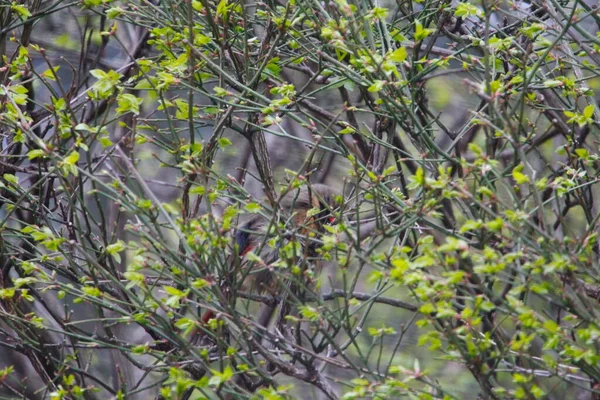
[0,0,599,399]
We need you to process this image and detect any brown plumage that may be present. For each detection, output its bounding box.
[233,183,339,293]
[198,184,339,327]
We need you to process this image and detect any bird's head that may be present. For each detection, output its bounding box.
[282,183,339,233]
[235,184,340,256]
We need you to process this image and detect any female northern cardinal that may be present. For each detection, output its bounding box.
[198,183,340,329]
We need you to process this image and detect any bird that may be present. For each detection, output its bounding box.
[198,183,340,329]
[234,183,340,294]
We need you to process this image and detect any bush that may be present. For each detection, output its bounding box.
[0,0,599,399]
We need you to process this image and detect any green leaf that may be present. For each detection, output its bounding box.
[11,3,32,20]
[64,151,80,165]
[99,137,113,147]
[371,7,388,19]
[583,104,594,119]
[27,149,46,160]
[468,143,483,156]
[368,80,385,92]
[3,174,18,185]
[0,289,16,300]
[299,306,320,321]
[512,165,530,184]
[390,258,409,281]
[415,20,433,41]
[575,148,589,158]
[190,186,206,195]
[41,66,60,81]
[419,303,435,314]
[116,93,143,115]
[455,2,483,18]
[208,366,234,387]
[106,240,126,263]
[90,69,123,99]
[82,286,102,297]
[214,86,228,97]
[543,79,563,88]
[132,344,149,354]
[543,319,559,333]
[192,1,204,11]
[192,279,209,289]
[174,318,194,331]
[163,286,186,297]
[218,137,232,148]
[244,202,261,213]
[74,123,91,132]
[389,47,407,63]
[106,7,125,18]
[124,271,145,289]
[391,29,407,42]
[216,0,228,18]
[195,34,211,46]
